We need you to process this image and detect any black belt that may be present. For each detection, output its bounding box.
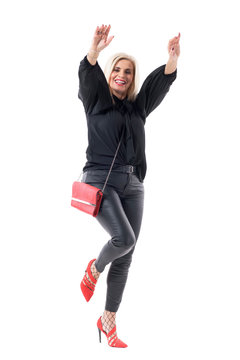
[113,165,136,174]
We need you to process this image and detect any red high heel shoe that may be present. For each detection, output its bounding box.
[80,259,97,302]
[97,316,128,348]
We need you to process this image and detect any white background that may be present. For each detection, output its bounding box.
[0,0,240,359]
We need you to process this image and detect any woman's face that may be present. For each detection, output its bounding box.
[109,59,134,100]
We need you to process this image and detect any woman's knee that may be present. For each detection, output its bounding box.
[111,229,136,250]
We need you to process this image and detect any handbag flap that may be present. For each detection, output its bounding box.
[72,182,102,205]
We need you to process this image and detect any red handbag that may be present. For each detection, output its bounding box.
[71,182,103,217]
[71,131,124,217]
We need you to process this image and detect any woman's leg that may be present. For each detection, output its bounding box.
[104,177,144,312]
[82,171,144,340]
[101,175,144,338]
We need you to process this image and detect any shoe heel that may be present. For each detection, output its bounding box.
[98,327,102,343]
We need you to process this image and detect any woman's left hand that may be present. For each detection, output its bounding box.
[164,33,181,74]
[168,33,181,60]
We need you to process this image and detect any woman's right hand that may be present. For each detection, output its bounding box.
[90,24,114,53]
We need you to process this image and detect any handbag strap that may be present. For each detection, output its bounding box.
[102,129,125,194]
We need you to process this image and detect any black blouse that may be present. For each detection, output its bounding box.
[78,55,177,182]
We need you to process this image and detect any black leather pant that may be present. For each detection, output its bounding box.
[82,167,144,312]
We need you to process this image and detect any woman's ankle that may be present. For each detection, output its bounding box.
[91,261,100,280]
[102,311,116,333]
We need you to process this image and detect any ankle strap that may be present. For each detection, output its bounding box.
[107,325,117,338]
[86,259,97,284]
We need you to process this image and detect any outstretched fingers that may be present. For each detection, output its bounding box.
[94,24,112,40]
[91,24,114,52]
[168,33,180,52]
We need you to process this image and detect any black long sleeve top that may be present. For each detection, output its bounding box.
[78,55,177,182]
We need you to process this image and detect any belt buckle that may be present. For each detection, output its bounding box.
[128,165,134,173]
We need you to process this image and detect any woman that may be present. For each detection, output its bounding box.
[78,24,180,348]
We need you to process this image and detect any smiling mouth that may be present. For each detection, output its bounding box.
[114,79,127,86]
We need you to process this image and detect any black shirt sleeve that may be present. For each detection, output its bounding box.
[78,56,113,114]
[135,64,177,119]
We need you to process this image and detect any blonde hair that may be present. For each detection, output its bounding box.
[104,52,139,102]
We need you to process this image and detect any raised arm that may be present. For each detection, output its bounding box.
[78,25,114,113]
[87,24,114,65]
[135,33,181,118]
